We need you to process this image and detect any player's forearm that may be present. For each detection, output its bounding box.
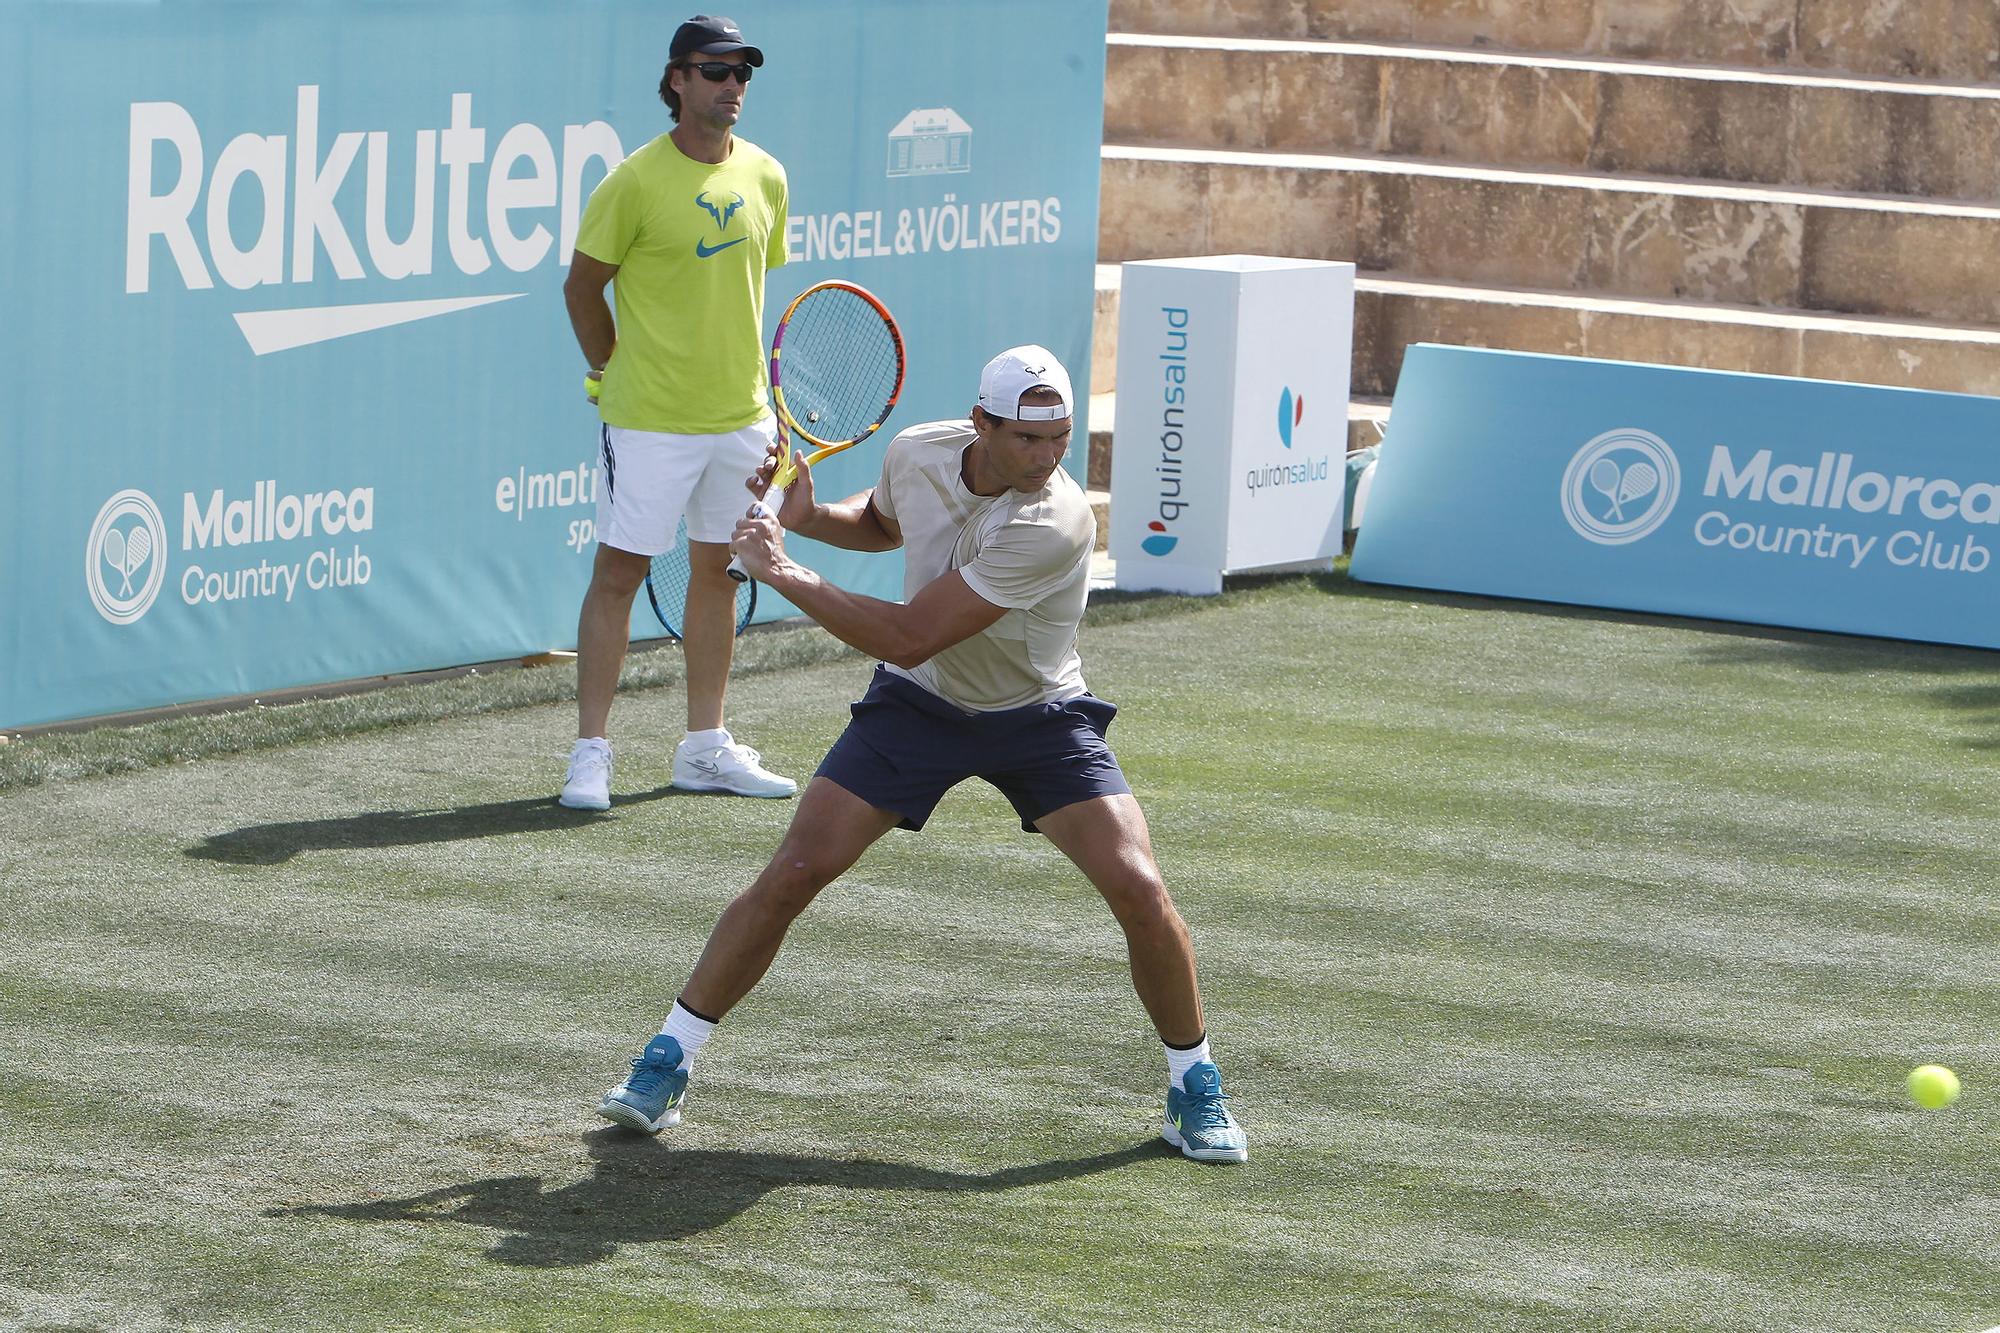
[564,285,616,368]
[760,560,932,667]
[791,495,900,553]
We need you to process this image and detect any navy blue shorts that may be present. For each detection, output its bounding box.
[817,666,1133,833]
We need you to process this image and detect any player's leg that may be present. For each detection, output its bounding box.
[1036,794,1248,1163]
[598,666,973,1133]
[670,418,796,798]
[1034,794,1202,1044]
[682,777,904,1015]
[562,542,649,810]
[560,426,703,809]
[596,776,903,1133]
[575,543,649,739]
[680,538,737,733]
[989,692,1245,1162]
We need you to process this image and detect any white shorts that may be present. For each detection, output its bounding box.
[595,416,777,556]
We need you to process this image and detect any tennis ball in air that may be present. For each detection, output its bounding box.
[1907,1064,1961,1109]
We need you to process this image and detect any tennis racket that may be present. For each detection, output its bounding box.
[727,280,907,582]
[645,518,756,640]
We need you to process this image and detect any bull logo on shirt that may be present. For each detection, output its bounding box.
[696,191,746,231]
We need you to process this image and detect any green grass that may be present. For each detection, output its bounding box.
[3,574,1998,1331]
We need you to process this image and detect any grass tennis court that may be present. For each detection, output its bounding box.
[4,573,1997,1331]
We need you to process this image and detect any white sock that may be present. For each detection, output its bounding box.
[660,1001,717,1071]
[682,727,729,750]
[1165,1036,1212,1088]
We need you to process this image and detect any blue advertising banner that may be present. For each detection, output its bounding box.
[0,0,1107,729]
[1351,345,2000,650]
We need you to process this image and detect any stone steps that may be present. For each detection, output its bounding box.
[1107,35,2000,201]
[1107,0,2000,85]
[1102,144,2000,328]
[1088,0,2000,539]
[1350,273,2000,397]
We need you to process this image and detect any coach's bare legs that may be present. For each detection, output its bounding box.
[680,778,904,1017]
[682,539,741,733]
[576,544,650,738]
[1037,794,1205,1046]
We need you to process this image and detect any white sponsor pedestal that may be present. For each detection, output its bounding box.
[1109,256,1354,594]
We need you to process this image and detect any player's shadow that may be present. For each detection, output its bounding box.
[183,788,678,865]
[270,1130,1169,1266]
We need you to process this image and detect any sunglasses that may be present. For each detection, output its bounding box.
[686,61,754,84]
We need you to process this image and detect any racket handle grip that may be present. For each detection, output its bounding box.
[724,501,774,584]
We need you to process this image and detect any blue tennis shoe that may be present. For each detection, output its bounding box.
[1163,1061,1248,1163]
[597,1034,689,1134]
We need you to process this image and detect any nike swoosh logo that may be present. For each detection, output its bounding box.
[695,237,748,258]
[232,293,526,355]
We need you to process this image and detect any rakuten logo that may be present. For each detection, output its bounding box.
[126,88,623,352]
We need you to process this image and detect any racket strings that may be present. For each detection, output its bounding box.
[775,289,901,443]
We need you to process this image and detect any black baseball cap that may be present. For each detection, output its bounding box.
[670,15,764,67]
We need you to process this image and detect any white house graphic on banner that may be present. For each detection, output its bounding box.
[887,108,972,177]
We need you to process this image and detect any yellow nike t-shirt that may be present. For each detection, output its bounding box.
[575,132,789,434]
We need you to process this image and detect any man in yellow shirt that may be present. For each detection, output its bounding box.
[559,14,794,808]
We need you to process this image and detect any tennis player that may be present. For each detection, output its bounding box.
[596,346,1249,1163]
[559,14,795,809]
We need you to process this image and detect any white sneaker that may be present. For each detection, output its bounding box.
[559,737,613,810]
[671,735,797,799]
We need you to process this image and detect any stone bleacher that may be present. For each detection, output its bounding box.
[1087,0,2000,514]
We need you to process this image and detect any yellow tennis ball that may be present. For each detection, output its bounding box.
[1907,1064,1961,1110]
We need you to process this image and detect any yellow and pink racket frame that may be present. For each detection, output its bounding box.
[767,279,907,488]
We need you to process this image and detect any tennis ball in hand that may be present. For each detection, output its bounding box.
[1907,1064,1961,1109]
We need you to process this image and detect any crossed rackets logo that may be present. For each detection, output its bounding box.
[1560,428,1681,546]
[86,489,170,624]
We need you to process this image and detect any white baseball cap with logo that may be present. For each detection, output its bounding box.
[977,345,1074,421]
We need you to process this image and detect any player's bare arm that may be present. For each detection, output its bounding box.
[563,251,619,389]
[730,508,1004,667]
[747,444,902,553]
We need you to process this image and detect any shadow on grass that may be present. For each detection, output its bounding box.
[183,787,680,865]
[270,1130,1169,1266]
